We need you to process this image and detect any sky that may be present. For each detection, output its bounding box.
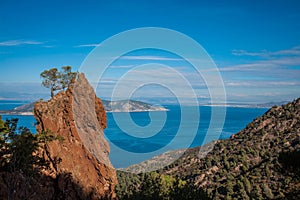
[0,0,300,104]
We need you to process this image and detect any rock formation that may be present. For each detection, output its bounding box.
[34,73,117,199]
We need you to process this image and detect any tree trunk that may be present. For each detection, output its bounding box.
[51,88,54,97]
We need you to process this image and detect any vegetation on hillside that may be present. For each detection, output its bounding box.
[116,98,300,199]
[116,171,211,200]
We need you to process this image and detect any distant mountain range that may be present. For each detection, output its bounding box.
[0,99,168,115]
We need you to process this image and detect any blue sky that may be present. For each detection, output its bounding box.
[0,0,300,103]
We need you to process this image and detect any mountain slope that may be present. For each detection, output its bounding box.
[13,102,35,112]
[118,98,300,199]
[159,98,300,199]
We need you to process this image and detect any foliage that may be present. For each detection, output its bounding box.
[116,98,300,200]
[0,116,66,199]
[155,98,300,199]
[0,116,61,174]
[40,66,77,97]
[279,149,300,177]
[60,66,77,90]
[116,171,211,200]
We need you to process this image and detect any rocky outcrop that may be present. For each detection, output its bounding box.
[34,73,117,199]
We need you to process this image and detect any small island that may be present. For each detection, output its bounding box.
[102,99,168,112]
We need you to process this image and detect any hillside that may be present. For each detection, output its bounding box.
[102,100,168,112]
[117,98,300,199]
[13,102,35,112]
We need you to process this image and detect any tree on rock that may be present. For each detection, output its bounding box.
[40,66,77,97]
[40,68,61,97]
[60,66,77,90]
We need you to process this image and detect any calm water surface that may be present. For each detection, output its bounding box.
[0,101,268,168]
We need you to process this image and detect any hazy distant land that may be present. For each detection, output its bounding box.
[0,99,168,115]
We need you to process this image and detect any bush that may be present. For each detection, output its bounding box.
[0,116,61,174]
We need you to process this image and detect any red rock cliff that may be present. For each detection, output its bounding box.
[34,73,117,199]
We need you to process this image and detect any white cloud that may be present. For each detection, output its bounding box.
[0,40,44,46]
[225,81,300,87]
[75,43,99,47]
[219,46,300,103]
[109,65,135,69]
[232,45,300,57]
[232,49,269,57]
[42,45,56,48]
[221,57,300,72]
[120,55,183,61]
[96,66,202,103]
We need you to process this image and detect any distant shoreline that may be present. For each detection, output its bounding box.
[0,104,274,116]
[0,111,34,116]
[106,109,169,113]
[202,104,271,108]
[0,99,170,115]
[0,109,170,116]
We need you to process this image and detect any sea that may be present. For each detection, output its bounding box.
[0,100,268,168]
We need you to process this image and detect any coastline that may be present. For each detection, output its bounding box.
[106,108,169,113]
[0,109,169,116]
[0,111,34,116]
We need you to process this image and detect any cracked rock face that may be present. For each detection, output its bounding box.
[34,73,117,199]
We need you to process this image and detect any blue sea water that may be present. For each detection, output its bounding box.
[0,100,36,133]
[0,101,268,168]
[106,105,268,167]
[0,100,28,111]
